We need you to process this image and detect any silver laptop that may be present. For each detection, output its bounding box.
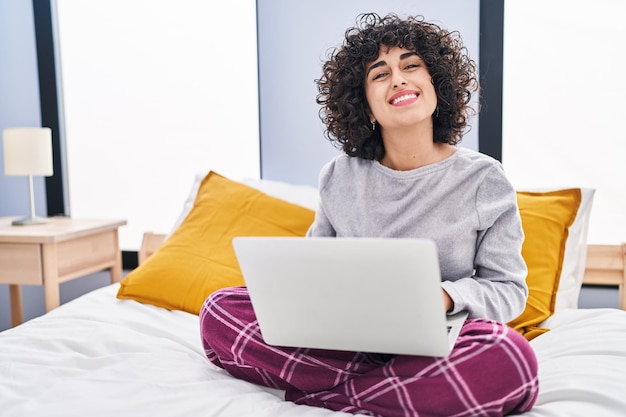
[232,237,468,357]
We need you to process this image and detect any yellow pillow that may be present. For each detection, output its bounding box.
[508,189,581,340]
[116,171,315,315]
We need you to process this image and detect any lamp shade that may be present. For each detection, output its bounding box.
[3,127,54,176]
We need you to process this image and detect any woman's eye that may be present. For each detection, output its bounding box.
[405,63,419,70]
[372,72,388,80]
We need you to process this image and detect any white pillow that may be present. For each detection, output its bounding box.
[168,173,206,235]
[240,178,319,211]
[554,188,595,310]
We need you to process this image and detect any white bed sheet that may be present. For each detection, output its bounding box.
[1,284,625,417]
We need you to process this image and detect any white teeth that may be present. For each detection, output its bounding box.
[391,94,416,104]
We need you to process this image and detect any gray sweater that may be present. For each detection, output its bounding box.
[307,147,528,323]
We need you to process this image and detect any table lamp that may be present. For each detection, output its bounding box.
[2,127,54,225]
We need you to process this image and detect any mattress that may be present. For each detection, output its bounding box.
[1,284,626,417]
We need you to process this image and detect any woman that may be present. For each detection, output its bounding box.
[200,13,538,417]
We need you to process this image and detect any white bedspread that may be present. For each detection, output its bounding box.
[1,284,625,417]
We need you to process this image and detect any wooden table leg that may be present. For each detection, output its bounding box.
[9,284,24,327]
[110,229,123,284]
[41,242,61,312]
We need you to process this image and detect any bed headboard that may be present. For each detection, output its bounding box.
[138,232,167,265]
[583,243,626,310]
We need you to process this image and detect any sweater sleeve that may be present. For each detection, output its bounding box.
[306,204,336,237]
[306,160,337,238]
[441,165,528,323]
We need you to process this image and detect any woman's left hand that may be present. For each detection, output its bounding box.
[442,289,454,313]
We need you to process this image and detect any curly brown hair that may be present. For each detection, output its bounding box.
[316,13,479,160]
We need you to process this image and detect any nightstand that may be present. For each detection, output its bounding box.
[0,217,126,327]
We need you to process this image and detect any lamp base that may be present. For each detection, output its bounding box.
[12,216,52,226]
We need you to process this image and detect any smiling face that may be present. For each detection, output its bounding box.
[364,46,438,133]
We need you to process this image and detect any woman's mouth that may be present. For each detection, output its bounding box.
[389,91,419,106]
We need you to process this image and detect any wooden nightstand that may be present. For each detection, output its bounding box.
[0,216,126,327]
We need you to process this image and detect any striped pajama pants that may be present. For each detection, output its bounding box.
[200,286,538,417]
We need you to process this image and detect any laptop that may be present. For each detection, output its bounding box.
[232,237,468,357]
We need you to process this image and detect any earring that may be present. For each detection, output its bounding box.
[372,121,376,131]
[434,106,440,118]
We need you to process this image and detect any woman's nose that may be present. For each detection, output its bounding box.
[392,78,407,88]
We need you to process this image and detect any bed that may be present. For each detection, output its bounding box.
[1,172,625,417]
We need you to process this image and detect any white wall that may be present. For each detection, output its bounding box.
[54,0,260,250]
[258,0,480,187]
[0,0,45,217]
[502,0,626,244]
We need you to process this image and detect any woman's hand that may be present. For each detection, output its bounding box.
[442,289,454,313]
